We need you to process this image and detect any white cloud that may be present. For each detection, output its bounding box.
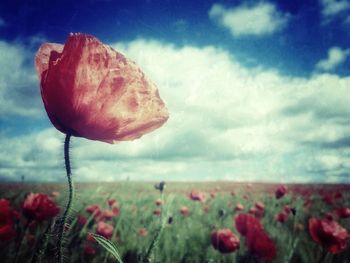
[0,40,43,118]
[320,0,350,17]
[1,39,350,183]
[320,0,350,24]
[208,2,289,37]
[316,46,350,71]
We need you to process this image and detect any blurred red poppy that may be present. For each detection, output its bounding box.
[153,208,161,216]
[335,208,350,219]
[22,193,60,222]
[283,205,291,215]
[334,192,342,200]
[255,202,265,211]
[78,215,88,226]
[51,191,60,198]
[96,222,114,239]
[107,199,117,207]
[86,204,100,214]
[235,213,262,236]
[309,217,350,254]
[189,191,206,202]
[95,208,119,222]
[138,228,148,237]
[275,212,288,223]
[275,185,288,199]
[180,206,190,217]
[0,199,17,241]
[84,244,97,255]
[211,228,240,253]
[35,33,169,143]
[235,203,244,212]
[245,227,277,261]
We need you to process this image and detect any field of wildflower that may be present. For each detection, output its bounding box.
[1,181,350,263]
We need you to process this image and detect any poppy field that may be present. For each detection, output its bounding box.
[1,182,350,263]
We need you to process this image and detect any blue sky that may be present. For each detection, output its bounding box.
[1,0,350,182]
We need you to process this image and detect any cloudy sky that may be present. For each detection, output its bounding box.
[1,0,350,183]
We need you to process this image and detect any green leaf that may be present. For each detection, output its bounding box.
[92,233,124,263]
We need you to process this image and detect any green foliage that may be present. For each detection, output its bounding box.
[92,233,124,263]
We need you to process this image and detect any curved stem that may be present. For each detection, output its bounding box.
[57,133,74,263]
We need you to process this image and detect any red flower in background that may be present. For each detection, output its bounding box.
[153,208,161,216]
[235,203,244,212]
[322,194,333,205]
[180,206,190,217]
[275,185,288,199]
[189,191,206,202]
[283,205,292,215]
[84,244,97,256]
[155,199,163,206]
[245,227,277,261]
[309,217,350,254]
[86,204,100,214]
[107,199,117,207]
[22,193,60,222]
[0,199,18,241]
[138,228,148,237]
[235,213,262,236]
[255,202,265,211]
[78,215,88,226]
[96,222,114,239]
[95,208,119,222]
[211,228,240,253]
[51,191,60,198]
[275,212,288,223]
[335,208,350,219]
[35,33,169,143]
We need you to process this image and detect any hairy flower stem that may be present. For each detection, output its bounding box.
[57,133,74,263]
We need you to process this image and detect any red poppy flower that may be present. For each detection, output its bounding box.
[180,206,190,216]
[0,199,18,241]
[22,193,60,222]
[275,212,288,223]
[235,203,244,212]
[138,228,148,237]
[309,217,350,254]
[245,227,277,261]
[107,199,117,207]
[235,213,262,236]
[153,208,161,216]
[95,208,119,222]
[96,222,114,239]
[275,185,288,199]
[85,204,101,214]
[84,244,97,255]
[78,215,88,226]
[86,232,95,242]
[255,202,265,211]
[51,191,60,198]
[35,33,169,143]
[189,191,206,202]
[211,228,240,253]
[322,194,333,205]
[283,205,291,215]
[335,208,350,219]
[334,192,342,200]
